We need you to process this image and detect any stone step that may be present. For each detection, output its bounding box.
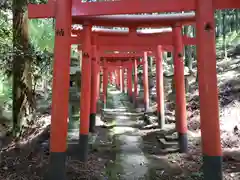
[158,147,180,154]
[166,118,176,124]
[158,138,178,149]
[164,134,178,142]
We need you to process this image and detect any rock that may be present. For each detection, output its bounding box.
[223,148,240,161]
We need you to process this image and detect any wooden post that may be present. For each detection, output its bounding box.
[115,69,119,89]
[127,63,133,102]
[156,45,165,128]
[103,62,108,108]
[113,71,116,85]
[79,24,92,162]
[45,0,72,179]
[121,66,125,93]
[133,59,138,107]
[143,52,149,111]
[173,25,188,153]
[110,71,113,85]
[89,45,99,133]
[96,59,100,101]
[99,68,103,100]
[196,0,222,179]
[119,67,123,92]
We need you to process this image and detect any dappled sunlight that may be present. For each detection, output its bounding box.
[102,87,154,179]
[102,108,128,112]
[218,70,239,84]
[108,115,132,120]
[119,153,149,178]
[1,115,51,152]
[104,111,143,116]
[217,57,240,67]
[188,130,201,138]
[111,126,137,135]
[220,101,240,148]
[108,90,121,95]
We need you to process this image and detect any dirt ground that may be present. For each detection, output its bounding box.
[0,115,115,180]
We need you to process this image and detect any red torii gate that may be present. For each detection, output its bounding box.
[28,0,240,18]
[100,58,134,101]
[71,30,196,46]
[27,1,240,180]
[100,57,134,97]
[74,28,196,142]
[74,28,195,120]
[78,31,189,166]
[100,57,141,101]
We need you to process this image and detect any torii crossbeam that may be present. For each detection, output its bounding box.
[28,0,240,18]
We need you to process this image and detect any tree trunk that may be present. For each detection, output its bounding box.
[183,26,193,71]
[12,0,35,137]
[235,10,240,32]
[216,10,221,37]
[222,10,227,58]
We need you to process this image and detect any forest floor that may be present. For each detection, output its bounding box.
[0,56,240,179]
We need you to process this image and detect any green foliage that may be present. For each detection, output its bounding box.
[29,19,55,52]
[0,9,55,98]
[0,10,12,76]
[217,31,240,47]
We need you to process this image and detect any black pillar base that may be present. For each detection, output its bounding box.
[178,132,188,153]
[128,95,133,102]
[157,111,165,129]
[203,155,223,180]
[143,113,151,125]
[133,98,138,108]
[89,113,96,133]
[134,102,138,108]
[44,152,66,180]
[78,134,89,162]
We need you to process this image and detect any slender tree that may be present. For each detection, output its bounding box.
[12,0,35,137]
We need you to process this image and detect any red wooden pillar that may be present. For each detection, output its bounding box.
[103,63,108,108]
[113,71,116,85]
[115,70,117,86]
[46,0,72,179]
[196,0,222,179]
[115,69,119,89]
[96,59,100,100]
[112,71,115,85]
[173,25,188,153]
[121,67,125,93]
[99,68,103,99]
[143,52,149,111]
[133,59,138,107]
[156,46,165,128]
[119,67,123,92]
[110,71,113,85]
[127,63,133,102]
[89,45,99,133]
[79,24,92,162]
[113,70,116,85]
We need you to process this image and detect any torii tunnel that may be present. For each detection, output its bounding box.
[28,0,240,180]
